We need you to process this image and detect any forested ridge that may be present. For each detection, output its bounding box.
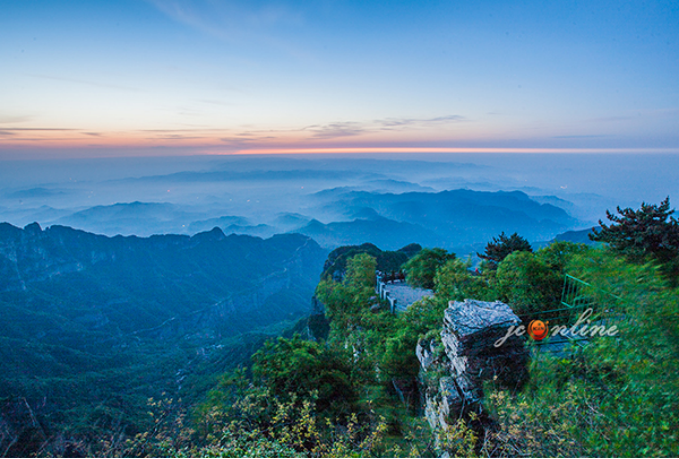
[0,224,327,457]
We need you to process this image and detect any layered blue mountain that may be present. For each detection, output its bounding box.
[296,216,442,250]
[56,201,201,236]
[302,189,577,250]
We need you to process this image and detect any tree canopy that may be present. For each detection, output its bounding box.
[478,232,533,269]
[590,197,679,264]
[401,248,455,289]
[321,243,419,280]
[495,251,562,316]
[252,335,357,415]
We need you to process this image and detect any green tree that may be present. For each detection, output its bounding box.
[345,252,377,291]
[478,231,533,269]
[315,253,377,333]
[252,335,357,415]
[535,240,589,271]
[495,251,562,316]
[320,243,415,280]
[379,327,421,381]
[434,258,495,302]
[402,248,455,289]
[379,296,450,381]
[590,197,679,279]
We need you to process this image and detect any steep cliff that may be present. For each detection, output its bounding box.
[0,222,328,455]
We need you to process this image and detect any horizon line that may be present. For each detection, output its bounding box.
[221,147,679,155]
[2,146,679,161]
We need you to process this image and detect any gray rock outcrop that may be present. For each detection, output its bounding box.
[418,299,528,433]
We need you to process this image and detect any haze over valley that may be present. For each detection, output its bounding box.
[1,153,675,254]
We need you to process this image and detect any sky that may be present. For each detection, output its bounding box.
[1,0,678,157]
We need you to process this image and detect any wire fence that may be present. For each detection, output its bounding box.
[516,273,621,348]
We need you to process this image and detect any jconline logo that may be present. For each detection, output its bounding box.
[527,319,548,341]
[494,308,619,347]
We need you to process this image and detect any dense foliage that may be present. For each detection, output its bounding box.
[402,248,455,289]
[484,249,679,457]
[478,231,533,269]
[496,250,561,315]
[433,258,489,300]
[320,242,420,280]
[251,336,358,415]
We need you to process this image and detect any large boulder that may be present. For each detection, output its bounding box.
[441,299,528,396]
[418,299,528,433]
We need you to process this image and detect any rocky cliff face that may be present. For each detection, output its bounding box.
[417,299,528,433]
[0,222,328,366]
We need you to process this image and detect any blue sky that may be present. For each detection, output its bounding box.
[1,0,677,156]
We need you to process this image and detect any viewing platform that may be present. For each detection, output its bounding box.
[376,272,433,313]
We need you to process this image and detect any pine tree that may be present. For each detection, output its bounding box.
[590,197,679,264]
[478,232,532,269]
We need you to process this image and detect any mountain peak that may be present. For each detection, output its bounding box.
[192,226,226,241]
[23,222,42,234]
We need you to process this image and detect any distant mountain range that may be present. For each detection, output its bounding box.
[295,216,442,250]
[553,227,600,244]
[114,168,367,183]
[298,188,578,250]
[0,188,583,252]
[55,201,191,234]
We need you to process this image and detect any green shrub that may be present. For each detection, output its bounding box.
[496,251,562,316]
[485,249,679,457]
[402,248,455,289]
[434,258,495,302]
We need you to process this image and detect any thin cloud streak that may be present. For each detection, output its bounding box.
[552,134,609,139]
[145,0,318,61]
[0,128,79,131]
[145,0,304,43]
[0,115,34,124]
[0,113,468,149]
[378,115,466,128]
[304,115,467,139]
